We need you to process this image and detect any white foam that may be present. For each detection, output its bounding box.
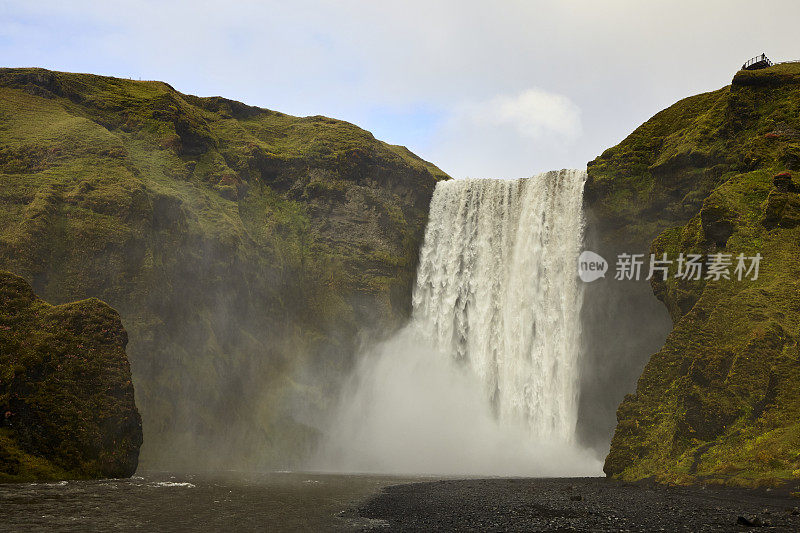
[318,170,602,476]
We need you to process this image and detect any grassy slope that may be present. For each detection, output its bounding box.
[591,62,800,487]
[0,68,447,469]
[0,270,141,482]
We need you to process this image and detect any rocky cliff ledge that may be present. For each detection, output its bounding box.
[0,68,448,469]
[0,271,141,482]
[588,62,800,487]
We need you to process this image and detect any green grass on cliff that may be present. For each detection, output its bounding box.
[0,67,448,470]
[595,62,800,487]
[587,62,800,250]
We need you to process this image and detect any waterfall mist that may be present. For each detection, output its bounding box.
[316,170,602,476]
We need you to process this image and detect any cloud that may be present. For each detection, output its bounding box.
[456,89,582,141]
[3,1,800,178]
[430,89,582,179]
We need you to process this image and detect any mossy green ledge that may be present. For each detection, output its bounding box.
[588,62,800,487]
[0,270,142,482]
[0,67,448,469]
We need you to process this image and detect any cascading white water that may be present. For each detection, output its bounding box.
[412,169,586,443]
[317,169,600,476]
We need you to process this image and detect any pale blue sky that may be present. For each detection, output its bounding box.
[2,0,798,178]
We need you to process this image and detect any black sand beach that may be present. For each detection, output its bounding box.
[355,478,800,532]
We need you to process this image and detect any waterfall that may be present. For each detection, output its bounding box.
[412,169,586,442]
[317,169,600,476]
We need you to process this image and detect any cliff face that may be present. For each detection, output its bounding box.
[0,68,448,469]
[588,63,800,486]
[0,271,141,482]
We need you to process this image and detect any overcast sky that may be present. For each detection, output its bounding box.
[2,0,798,178]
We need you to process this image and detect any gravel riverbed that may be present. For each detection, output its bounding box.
[355,477,800,532]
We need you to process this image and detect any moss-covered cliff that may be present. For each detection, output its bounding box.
[589,63,800,487]
[0,68,447,469]
[0,270,141,482]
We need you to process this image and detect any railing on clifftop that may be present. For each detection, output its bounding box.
[742,53,773,70]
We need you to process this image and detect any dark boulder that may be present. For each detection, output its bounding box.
[773,171,797,192]
[0,271,142,482]
[762,173,800,229]
[701,194,736,246]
